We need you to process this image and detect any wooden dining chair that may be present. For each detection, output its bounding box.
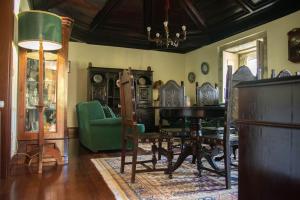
[195,82,219,106]
[277,69,292,78]
[194,66,233,189]
[197,65,256,189]
[119,68,173,183]
[158,80,189,157]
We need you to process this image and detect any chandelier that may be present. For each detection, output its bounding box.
[146,0,187,48]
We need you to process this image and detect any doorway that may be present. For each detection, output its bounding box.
[218,32,267,101]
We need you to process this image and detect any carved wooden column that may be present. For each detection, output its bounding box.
[60,17,74,136]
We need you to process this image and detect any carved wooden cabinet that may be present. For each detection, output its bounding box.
[236,76,300,200]
[87,66,155,132]
[17,20,72,162]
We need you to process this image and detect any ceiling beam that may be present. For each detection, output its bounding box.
[90,0,122,31]
[29,0,64,10]
[235,0,254,13]
[233,1,278,22]
[180,0,206,29]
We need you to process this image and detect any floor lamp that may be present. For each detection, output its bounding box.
[18,11,63,173]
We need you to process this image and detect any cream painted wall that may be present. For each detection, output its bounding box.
[68,10,300,127]
[68,43,185,127]
[184,10,300,103]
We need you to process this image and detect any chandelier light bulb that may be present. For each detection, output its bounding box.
[146,1,187,48]
[163,21,168,27]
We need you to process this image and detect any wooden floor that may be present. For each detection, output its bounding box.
[0,139,117,200]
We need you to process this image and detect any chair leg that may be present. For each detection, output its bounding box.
[120,131,126,173]
[167,138,173,178]
[224,145,231,189]
[232,145,238,160]
[196,145,205,177]
[151,141,157,170]
[158,135,162,160]
[192,155,196,164]
[131,137,138,183]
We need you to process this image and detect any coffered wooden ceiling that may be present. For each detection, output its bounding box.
[29,0,300,53]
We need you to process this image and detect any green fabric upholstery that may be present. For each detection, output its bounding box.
[76,101,122,152]
[127,123,145,134]
[136,123,145,133]
[102,105,116,118]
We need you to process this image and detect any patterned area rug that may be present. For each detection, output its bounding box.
[91,154,238,200]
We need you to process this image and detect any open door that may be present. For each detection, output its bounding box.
[256,39,268,78]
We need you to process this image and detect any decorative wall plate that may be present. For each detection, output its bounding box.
[188,72,196,83]
[93,74,103,83]
[201,62,209,75]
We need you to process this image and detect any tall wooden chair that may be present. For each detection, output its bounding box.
[197,65,255,189]
[277,69,292,78]
[195,66,233,189]
[196,82,219,106]
[159,80,188,156]
[119,68,172,183]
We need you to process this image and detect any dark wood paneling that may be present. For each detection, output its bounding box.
[29,0,300,53]
[237,77,300,200]
[0,0,13,179]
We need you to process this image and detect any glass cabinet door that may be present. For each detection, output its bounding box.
[25,52,58,133]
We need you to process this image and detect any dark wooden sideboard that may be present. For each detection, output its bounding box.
[236,76,300,200]
[87,66,155,132]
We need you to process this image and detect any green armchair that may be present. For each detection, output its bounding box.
[76,101,122,152]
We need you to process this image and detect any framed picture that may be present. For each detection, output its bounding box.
[288,28,300,63]
[201,62,209,75]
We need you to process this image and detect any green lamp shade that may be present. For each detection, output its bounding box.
[18,11,62,51]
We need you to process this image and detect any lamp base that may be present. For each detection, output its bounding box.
[13,142,64,172]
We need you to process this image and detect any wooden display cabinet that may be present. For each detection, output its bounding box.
[17,17,72,164]
[87,66,155,132]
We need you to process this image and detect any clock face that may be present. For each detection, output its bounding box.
[201,62,209,75]
[93,74,103,83]
[188,72,196,83]
[138,77,146,85]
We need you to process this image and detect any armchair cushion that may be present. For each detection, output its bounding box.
[102,105,117,118]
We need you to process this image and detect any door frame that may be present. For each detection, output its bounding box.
[0,0,13,178]
[218,31,267,101]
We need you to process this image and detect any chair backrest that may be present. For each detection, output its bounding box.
[102,105,116,118]
[119,68,137,126]
[232,65,256,86]
[223,65,233,189]
[277,69,292,78]
[232,66,256,120]
[159,80,184,107]
[196,82,219,106]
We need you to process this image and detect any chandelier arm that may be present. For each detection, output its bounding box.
[146,0,187,48]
